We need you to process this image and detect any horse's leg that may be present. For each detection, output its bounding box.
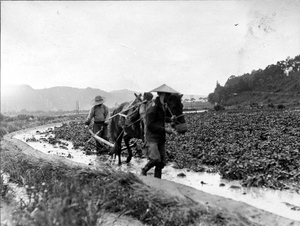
[123,134,133,163]
[117,136,123,166]
[140,120,145,143]
[109,146,116,163]
[114,129,123,166]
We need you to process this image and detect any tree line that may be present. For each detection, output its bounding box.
[208,55,300,106]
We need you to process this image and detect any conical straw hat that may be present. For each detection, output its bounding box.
[149,84,179,93]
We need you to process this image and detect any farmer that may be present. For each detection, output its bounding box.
[85,95,110,155]
[141,84,178,179]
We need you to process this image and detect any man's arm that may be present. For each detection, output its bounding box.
[85,106,94,125]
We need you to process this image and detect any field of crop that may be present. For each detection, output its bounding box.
[2,109,300,225]
[167,110,300,190]
[51,109,300,191]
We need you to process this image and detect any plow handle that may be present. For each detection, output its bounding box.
[88,129,115,148]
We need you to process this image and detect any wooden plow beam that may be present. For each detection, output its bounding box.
[85,127,103,144]
[88,129,115,148]
[87,130,135,151]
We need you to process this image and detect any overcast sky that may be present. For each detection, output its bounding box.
[1,1,300,96]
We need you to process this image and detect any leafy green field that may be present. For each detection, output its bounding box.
[167,110,300,189]
[49,109,300,190]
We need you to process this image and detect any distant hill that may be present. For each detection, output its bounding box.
[208,55,300,108]
[1,85,208,113]
[1,85,139,113]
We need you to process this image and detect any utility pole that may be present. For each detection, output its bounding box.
[76,101,79,115]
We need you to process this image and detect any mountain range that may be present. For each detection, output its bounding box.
[1,85,206,113]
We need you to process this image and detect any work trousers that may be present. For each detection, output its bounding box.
[142,142,166,178]
[93,122,108,153]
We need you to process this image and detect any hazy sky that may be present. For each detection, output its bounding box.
[1,1,300,96]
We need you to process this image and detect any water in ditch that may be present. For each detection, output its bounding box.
[13,125,300,222]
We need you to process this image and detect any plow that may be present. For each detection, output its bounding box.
[87,129,114,148]
[87,129,140,152]
[86,96,146,152]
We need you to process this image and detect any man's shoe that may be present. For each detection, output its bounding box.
[141,168,147,176]
[154,167,162,179]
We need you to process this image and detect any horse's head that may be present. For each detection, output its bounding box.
[166,93,187,134]
[134,93,143,103]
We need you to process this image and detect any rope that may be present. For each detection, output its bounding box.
[166,104,184,124]
[108,100,147,120]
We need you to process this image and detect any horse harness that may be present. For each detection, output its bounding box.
[111,95,186,150]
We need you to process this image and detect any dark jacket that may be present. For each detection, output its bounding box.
[145,97,171,143]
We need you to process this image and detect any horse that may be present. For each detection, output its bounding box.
[109,93,187,165]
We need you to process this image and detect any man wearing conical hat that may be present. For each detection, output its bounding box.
[141,84,178,179]
[85,95,110,155]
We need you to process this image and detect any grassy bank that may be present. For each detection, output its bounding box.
[1,140,226,226]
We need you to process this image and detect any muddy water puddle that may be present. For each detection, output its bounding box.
[13,126,300,222]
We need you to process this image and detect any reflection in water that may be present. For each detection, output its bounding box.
[13,127,300,222]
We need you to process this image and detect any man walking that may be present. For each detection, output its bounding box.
[141,84,178,179]
[85,95,110,155]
